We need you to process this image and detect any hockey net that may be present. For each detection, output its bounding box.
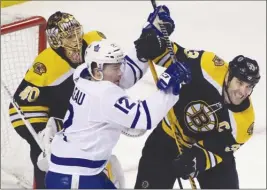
[1,14,47,188]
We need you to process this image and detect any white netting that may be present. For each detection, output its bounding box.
[1,13,45,188]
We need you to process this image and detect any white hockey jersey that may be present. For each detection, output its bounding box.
[48,46,179,176]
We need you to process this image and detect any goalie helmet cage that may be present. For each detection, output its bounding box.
[1,14,47,188]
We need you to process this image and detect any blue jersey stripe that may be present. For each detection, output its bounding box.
[125,55,143,79]
[126,62,137,84]
[130,103,141,129]
[51,154,107,169]
[142,101,151,129]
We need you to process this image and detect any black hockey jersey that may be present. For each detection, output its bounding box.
[152,43,255,171]
[9,31,105,130]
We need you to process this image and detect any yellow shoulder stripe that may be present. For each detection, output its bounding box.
[25,48,72,87]
[200,52,228,88]
[233,99,255,144]
[83,31,105,45]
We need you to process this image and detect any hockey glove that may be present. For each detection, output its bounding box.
[173,154,198,180]
[157,61,191,95]
[144,5,175,36]
[172,145,206,180]
[134,29,166,62]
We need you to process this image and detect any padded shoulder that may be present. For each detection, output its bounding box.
[25,48,73,87]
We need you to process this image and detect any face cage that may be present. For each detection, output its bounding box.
[47,25,84,50]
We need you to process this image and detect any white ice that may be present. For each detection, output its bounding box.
[1,1,266,189]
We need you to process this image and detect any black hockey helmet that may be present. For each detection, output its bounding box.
[228,55,260,85]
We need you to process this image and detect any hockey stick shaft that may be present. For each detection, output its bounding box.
[148,61,184,190]
[149,0,197,189]
[1,80,45,153]
[151,1,188,73]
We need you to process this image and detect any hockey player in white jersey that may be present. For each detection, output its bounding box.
[45,40,190,189]
[45,10,190,189]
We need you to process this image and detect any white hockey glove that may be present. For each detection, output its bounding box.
[104,155,125,188]
[37,117,63,172]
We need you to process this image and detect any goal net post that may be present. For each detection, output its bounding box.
[1,13,47,188]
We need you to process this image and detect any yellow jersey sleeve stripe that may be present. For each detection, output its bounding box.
[200,52,228,87]
[9,106,49,115]
[214,154,223,165]
[56,120,63,131]
[12,117,48,128]
[196,141,223,168]
[152,43,178,67]
[231,99,255,144]
[195,144,211,170]
[162,109,195,146]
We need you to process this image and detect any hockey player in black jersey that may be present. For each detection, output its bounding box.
[8,11,106,189]
[134,5,261,189]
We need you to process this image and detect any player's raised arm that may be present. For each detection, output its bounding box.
[119,8,173,89]
[102,82,179,130]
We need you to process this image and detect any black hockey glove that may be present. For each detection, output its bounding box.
[172,145,205,180]
[134,28,166,62]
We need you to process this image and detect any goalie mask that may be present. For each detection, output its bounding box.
[46,11,84,63]
[84,40,125,81]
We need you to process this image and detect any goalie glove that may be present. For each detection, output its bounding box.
[37,117,63,172]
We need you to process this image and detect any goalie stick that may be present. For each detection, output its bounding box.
[148,0,197,189]
[1,80,45,154]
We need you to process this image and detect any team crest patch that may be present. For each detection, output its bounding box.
[247,122,254,135]
[33,62,47,75]
[184,100,220,133]
[212,55,224,66]
[97,31,106,39]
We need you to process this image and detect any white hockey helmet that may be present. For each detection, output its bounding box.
[85,40,125,80]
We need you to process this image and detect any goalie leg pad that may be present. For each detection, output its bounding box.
[103,155,125,188]
[37,117,63,172]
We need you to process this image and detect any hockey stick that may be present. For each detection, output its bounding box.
[148,63,185,190]
[148,0,197,189]
[1,80,45,153]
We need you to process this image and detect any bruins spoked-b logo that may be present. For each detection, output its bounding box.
[184,101,219,133]
[33,62,47,75]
